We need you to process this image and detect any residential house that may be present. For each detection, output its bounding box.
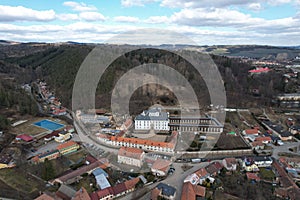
[56,184,76,200]
[279,131,293,141]
[242,129,260,136]
[151,183,176,200]
[289,125,300,135]
[151,159,172,176]
[205,162,223,176]
[0,154,15,169]
[253,156,273,167]
[246,172,260,182]
[222,158,237,171]
[251,141,265,150]
[34,193,55,200]
[72,187,91,200]
[181,182,206,200]
[117,147,145,167]
[16,134,33,142]
[94,173,111,190]
[57,141,80,155]
[254,136,272,144]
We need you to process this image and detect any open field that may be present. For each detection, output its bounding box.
[0,168,43,198]
[214,133,250,150]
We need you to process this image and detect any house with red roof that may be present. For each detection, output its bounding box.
[181,182,206,200]
[151,159,172,176]
[243,129,260,136]
[118,147,145,167]
[255,136,272,144]
[56,141,80,155]
[246,172,260,182]
[205,162,223,176]
[16,134,33,142]
[222,158,237,171]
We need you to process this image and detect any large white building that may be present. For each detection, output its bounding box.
[135,108,169,131]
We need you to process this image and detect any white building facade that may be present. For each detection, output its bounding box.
[135,108,169,131]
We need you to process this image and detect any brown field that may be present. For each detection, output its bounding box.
[214,133,249,150]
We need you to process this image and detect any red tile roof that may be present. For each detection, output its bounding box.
[96,187,114,199]
[246,172,260,181]
[124,177,140,190]
[181,182,206,200]
[118,147,144,160]
[57,140,78,150]
[34,193,55,200]
[255,136,272,142]
[151,159,171,172]
[73,187,91,200]
[111,131,177,149]
[16,134,33,142]
[245,129,259,135]
[194,168,208,178]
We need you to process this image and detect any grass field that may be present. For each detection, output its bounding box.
[259,168,275,181]
[214,133,250,150]
[0,168,40,194]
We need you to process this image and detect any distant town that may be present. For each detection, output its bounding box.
[0,51,299,200]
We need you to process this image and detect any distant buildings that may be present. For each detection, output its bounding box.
[117,147,145,167]
[135,108,169,131]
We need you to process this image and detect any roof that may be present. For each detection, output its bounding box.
[255,136,272,142]
[34,193,55,200]
[244,129,259,135]
[251,141,264,147]
[224,158,237,167]
[156,183,176,197]
[55,160,106,183]
[38,149,59,159]
[85,155,98,164]
[96,187,114,199]
[151,188,161,200]
[43,130,60,139]
[57,140,78,150]
[151,159,171,172]
[111,131,177,149]
[16,134,33,142]
[95,173,111,189]
[253,156,272,162]
[246,172,260,181]
[118,147,144,160]
[0,154,13,164]
[280,131,292,137]
[205,162,223,175]
[56,184,76,200]
[124,177,140,190]
[181,182,206,200]
[249,67,271,73]
[135,108,168,121]
[195,168,208,178]
[73,187,91,200]
[92,168,108,177]
[113,182,127,195]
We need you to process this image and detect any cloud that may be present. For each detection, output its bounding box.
[248,3,263,11]
[0,5,55,22]
[170,8,263,27]
[160,0,252,8]
[144,16,170,23]
[56,13,79,21]
[114,16,140,23]
[121,0,160,7]
[63,1,97,12]
[79,12,106,21]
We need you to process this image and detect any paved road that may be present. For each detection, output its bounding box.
[119,161,218,200]
[270,141,300,159]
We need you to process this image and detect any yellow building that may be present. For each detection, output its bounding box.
[57,141,80,155]
[0,154,15,169]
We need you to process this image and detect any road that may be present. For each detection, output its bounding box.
[119,161,218,200]
[270,141,300,159]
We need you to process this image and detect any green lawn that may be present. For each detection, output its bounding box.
[259,168,275,181]
[0,168,40,194]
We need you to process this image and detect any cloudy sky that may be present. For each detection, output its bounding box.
[1,0,300,45]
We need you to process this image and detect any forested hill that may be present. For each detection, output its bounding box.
[0,43,289,113]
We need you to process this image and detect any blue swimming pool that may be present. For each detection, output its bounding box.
[33,119,64,130]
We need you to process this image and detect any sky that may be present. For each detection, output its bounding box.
[1,0,300,45]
